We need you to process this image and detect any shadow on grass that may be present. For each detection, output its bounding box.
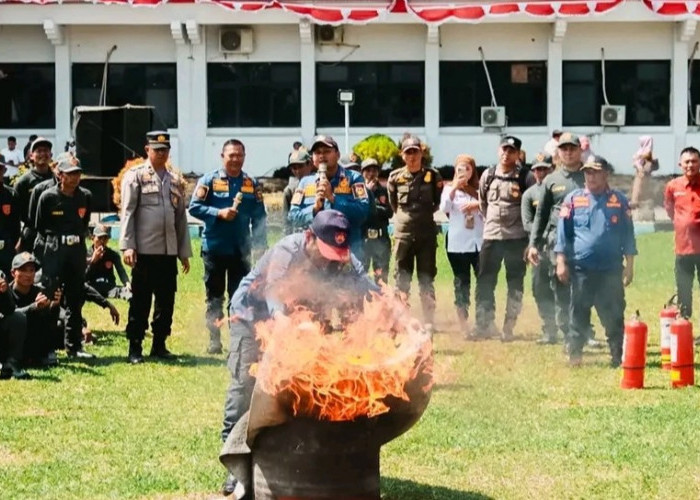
[381,477,494,500]
[433,383,474,392]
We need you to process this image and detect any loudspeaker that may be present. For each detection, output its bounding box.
[81,177,115,213]
[73,105,155,177]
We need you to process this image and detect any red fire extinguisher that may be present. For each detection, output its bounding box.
[659,296,678,371]
[669,317,695,388]
[621,312,648,389]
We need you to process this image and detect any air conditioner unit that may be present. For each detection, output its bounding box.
[480,106,506,128]
[316,25,343,45]
[219,28,254,54]
[600,105,626,127]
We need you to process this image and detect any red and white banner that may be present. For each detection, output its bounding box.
[402,0,625,23]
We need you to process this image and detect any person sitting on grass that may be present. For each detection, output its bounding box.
[86,224,131,300]
[0,266,30,380]
[10,252,62,369]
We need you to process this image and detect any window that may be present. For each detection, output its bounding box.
[208,63,301,127]
[440,61,547,127]
[0,64,55,129]
[687,61,700,125]
[72,63,178,128]
[563,60,670,126]
[316,62,424,127]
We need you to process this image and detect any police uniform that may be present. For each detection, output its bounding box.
[188,165,267,354]
[119,132,192,362]
[387,137,443,327]
[554,157,637,365]
[287,136,370,258]
[0,182,20,277]
[361,159,392,284]
[222,211,376,444]
[15,159,54,253]
[522,154,557,343]
[34,160,92,356]
[475,136,535,340]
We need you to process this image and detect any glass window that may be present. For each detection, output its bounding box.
[207,63,301,128]
[563,60,670,126]
[0,63,55,129]
[687,60,700,125]
[316,62,424,127]
[440,61,547,127]
[72,63,178,128]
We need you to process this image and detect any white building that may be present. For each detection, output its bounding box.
[1,0,700,175]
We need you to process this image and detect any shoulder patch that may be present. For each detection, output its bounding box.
[334,177,352,195]
[352,183,368,200]
[195,184,209,200]
[291,189,304,206]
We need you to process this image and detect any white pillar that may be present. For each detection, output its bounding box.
[44,21,71,146]
[673,20,696,164]
[547,20,566,132]
[300,20,315,143]
[424,25,440,145]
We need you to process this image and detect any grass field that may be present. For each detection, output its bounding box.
[1,231,699,499]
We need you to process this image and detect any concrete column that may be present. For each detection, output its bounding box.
[547,20,566,132]
[673,20,696,163]
[424,25,440,145]
[299,19,316,144]
[44,21,71,146]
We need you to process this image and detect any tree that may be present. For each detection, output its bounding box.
[352,134,400,167]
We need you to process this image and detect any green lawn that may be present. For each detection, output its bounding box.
[1,231,699,499]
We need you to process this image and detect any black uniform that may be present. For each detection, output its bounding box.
[0,273,24,375]
[11,283,61,363]
[362,184,392,284]
[14,167,53,252]
[86,246,130,298]
[34,186,91,353]
[27,176,58,257]
[0,185,21,277]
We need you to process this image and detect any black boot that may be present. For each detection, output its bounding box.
[128,340,144,365]
[0,359,31,380]
[150,336,176,360]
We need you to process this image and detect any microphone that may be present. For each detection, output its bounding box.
[317,162,328,182]
[232,192,243,210]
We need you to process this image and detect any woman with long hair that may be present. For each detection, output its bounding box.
[439,154,484,337]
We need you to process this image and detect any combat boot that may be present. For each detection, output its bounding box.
[150,336,176,360]
[208,330,223,355]
[456,308,471,339]
[0,359,31,380]
[501,318,516,343]
[128,340,144,365]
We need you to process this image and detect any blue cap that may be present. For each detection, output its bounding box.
[310,209,350,262]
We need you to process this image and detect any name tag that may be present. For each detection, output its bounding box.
[51,210,64,216]
[142,183,159,194]
[303,184,316,197]
[572,196,589,208]
[552,185,566,193]
[212,179,229,192]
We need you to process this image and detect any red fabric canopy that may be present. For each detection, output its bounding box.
[0,0,696,21]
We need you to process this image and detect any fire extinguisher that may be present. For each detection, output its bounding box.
[621,312,648,389]
[669,317,695,388]
[659,296,679,370]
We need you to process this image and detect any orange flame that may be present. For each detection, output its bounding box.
[251,290,433,421]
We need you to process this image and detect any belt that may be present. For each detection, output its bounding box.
[61,235,82,246]
[366,228,384,239]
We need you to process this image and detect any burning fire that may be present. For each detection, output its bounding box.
[251,290,433,421]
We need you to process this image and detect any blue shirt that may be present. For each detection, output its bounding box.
[229,233,378,323]
[554,188,637,271]
[287,166,370,256]
[188,169,267,255]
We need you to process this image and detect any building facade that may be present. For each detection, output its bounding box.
[2,0,700,175]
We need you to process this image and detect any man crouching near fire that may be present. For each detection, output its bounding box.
[219,209,378,497]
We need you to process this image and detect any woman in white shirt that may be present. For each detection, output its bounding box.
[439,154,484,337]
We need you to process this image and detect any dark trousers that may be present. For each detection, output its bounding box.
[362,236,391,284]
[446,250,479,311]
[126,255,177,342]
[675,254,700,318]
[475,238,528,329]
[22,309,60,362]
[202,251,250,335]
[569,269,625,359]
[394,235,437,319]
[221,320,259,442]
[37,236,86,352]
[532,258,557,338]
[0,312,27,364]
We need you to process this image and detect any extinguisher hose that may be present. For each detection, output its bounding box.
[666,294,678,307]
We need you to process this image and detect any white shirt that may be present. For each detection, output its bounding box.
[439,184,484,253]
[0,147,22,177]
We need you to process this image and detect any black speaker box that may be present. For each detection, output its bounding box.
[73,105,155,177]
[81,177,115,213]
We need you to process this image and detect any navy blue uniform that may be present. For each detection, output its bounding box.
[287,167,369,257]
[555,188,637,361]
[188,169,267,352]
[222,233,376,442]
